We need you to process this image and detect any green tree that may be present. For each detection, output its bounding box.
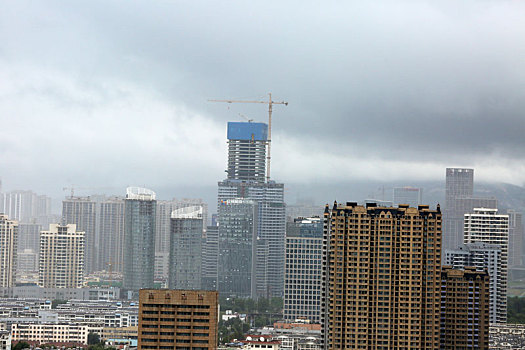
[508,296,525,323]
[88,332,101,345]
[88,344,106,350]
[13,342,30,350]
[257,298,269,313]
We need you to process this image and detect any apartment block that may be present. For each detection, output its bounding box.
[62,197,97,273]
[38,223,85,288]
[98,197,125,274]
[0,215,18,288]
[138,289,218,350]
[322,202,442,350]
[443,243,502,324]
[464,208,509,323]
[440,266,489,349]
[11,324,90,345]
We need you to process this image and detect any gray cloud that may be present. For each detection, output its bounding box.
[1,0,525,199]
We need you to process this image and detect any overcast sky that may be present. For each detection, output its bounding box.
[1,0,525,202]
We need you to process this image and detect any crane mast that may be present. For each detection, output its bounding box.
[209,92,288,182]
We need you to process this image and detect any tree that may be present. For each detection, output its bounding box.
[13,342,30,350]
[88,332,101,345]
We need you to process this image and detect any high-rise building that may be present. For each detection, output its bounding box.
[17,248,39,280]
[123,187,156,291]
[98,197,125,274]
[155,199,208,280]
[138,289,219,350]
[464,208,509,323]
[507,209,523,268]
[444,168,473,251]
[218,180,285,297]
[321,202,442,350]
[226,122,268,182]
[38,223,84,288]
[168,205,204,290]
[392,187,422,208]
[62,197,97,274]
[443,168,498,251]
[0,190,52,224]
[284,217,323,323]
[201,224,219,291]
[0,215,18,288]
[218,198,258,298]
[18,223,42,253]
[443,242,502,324]
[217,121,286,298]
[440,266,489,349]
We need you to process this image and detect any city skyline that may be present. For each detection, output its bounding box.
[1,1,525,348]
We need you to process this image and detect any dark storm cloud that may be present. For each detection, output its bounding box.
[1,0,525,194]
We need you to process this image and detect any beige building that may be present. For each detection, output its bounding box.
[440,266,489,349]
[11,324,94,345]
[0,215,18,288]
[102,326,138,340]
[322,202,442,349]
[39,223,85,288]
[138,289,219,350]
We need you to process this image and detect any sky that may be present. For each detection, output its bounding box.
[1,0,525,204]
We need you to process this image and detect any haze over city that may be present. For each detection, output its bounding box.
[2,0,525,207]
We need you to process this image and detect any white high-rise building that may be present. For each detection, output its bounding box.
[464,208,509,323]
[39,223,85,288]
[0,215,18,288]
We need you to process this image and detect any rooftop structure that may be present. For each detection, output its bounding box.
[126,187,156,201]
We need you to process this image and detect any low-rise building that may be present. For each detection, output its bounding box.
[0,330,11,350]
[242,336,280,350]
[11,323,93,345]
[490,324,525,349]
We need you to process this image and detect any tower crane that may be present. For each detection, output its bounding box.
[209,93,288,182]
